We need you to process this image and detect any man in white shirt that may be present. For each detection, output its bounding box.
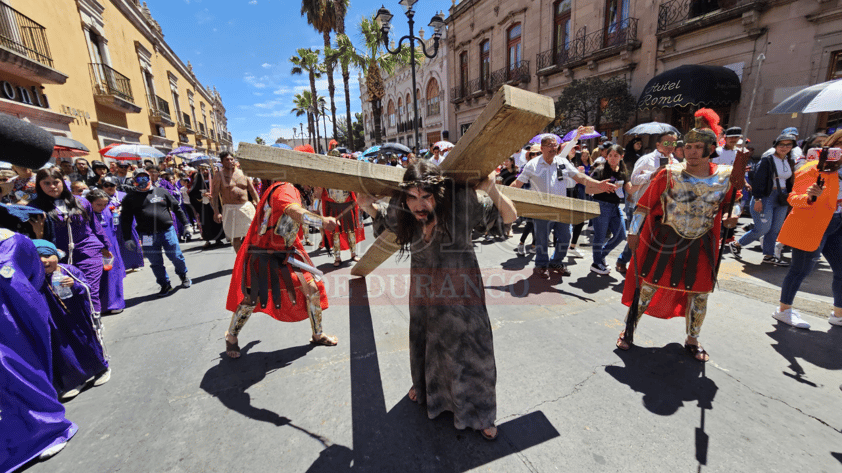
[511,128,617,279]
[429,146,446,166]
[712,127,743,166]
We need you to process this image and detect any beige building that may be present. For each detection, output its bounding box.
[0,0,232,161]
[360,30,452,151]
[445,0,842,148]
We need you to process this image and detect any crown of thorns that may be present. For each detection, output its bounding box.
[398,174,448,189]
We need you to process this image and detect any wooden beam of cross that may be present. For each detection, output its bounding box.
[237,85,600,277]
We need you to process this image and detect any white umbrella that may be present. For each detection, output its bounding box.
[101,144,165,159]
[433,140,454,150]
[768,79,842,114]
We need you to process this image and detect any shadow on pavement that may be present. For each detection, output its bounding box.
[733,257,832,299]
[305,279,560,472]
[567,272,621,294]
[766,324,842,386]
[486,274,595,303]
[199,341,315,426]
[189,268,232,285]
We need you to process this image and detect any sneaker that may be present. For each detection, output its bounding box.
[533,267,550,279]
[38,441,68,460]
[829,312,842,326]
[772,308,810,329]
[729,241,741,257]
[484,234,493,241]
[616,261,627,275]
[762,255,789,267]
[774,242,783,260]
[549,263,571,277]
[590,262,611,275]
[528,245,536,254]
[179,274,192,288]
[516,243,525,256]
[60,388,80,401]
[568,247,583,258]
[94,368,111,386]
[157,283,173,297]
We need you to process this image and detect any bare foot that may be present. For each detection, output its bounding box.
[481,426,498,440]
[407,386,417,402]
[684,339,709,362]
[225,332,241,359]
[310,333,338,346]
[616,331,630,350]
[351,255,360,262]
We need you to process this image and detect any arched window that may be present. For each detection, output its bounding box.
[479,40,491,89]
[426,78,440,116]
[554,0,571,64]
[387,100,396,128]
[507,23,522,79]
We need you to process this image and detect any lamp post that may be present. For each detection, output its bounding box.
[293,127,297,147]
[376,1,445,151]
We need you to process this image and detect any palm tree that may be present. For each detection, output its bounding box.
[326,33,357,150]
[255,137,265,145]
[301,0,349,144]
[291,91,315,147]
[356,14,416,145]
[290,48,324,152]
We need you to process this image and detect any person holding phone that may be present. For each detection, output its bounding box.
[587,145,632,274]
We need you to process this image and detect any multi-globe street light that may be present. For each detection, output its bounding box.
[375,0,444,151]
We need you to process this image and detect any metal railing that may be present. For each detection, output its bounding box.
[490,60,531,89]
[450,84,467,103]
[0,3,54,68]
[89,63,134,103]
[536,18,639,71]
[198,122,206,136]
[658,0,738,32]
[149,95,172,121]
[178,112,193,132]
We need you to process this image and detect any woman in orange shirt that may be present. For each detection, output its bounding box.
[773,131,842,329]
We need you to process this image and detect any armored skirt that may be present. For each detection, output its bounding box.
[379,185,497,431]
[320,189,366,251]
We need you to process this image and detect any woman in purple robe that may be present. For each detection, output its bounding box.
[35,239,110,400]
[0,228,77,470]
[29,168,113,315]
[102,177,144,270]
[87,189,126,314]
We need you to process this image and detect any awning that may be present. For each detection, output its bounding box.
[637,65,741,109]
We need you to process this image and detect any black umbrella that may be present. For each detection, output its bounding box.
[624,122,681,136]
[767,79,842,114]
[379,142,412,154]
[52,136,90,158]
[637,65,741,109]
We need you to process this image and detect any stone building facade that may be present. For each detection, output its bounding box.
[360,30,453,151]
[445,0,842,149]
[0,0,232,160]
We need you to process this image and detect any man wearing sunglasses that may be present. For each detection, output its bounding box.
[119,169,191,296]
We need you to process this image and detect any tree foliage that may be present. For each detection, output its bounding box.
[335,112,364,150]
[255,137,265,145]
[552,76,636,133]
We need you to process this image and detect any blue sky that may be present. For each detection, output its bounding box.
[148,0,448,147]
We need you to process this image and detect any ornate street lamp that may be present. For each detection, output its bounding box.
[375,2,445,151]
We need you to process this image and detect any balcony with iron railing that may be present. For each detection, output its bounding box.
[89,63,140,113]
[177,112,194,134]
[148,95,174,126]
[657,0,760,36]
[197,122,207,138]
[537,18,640,76]
[450,84,467,103]
[490,60,531,89]
[0,3,66,84]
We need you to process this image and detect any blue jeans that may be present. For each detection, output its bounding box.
[533,219,571,268]
[141,226,188,286]
[780,213,842,307]
[592,201,626,266]
[617,202,635,265]
[738,189,789,255]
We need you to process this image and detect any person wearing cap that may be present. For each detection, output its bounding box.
[511,127,618,279]
[515,144,541,256]
[618,127,742,362]
[86,160,109,188]
[34,238,110,400]
[86,189,126,315]
[762,127,803,162]
[0,229,78,468]
[593,141,614,165]
[100,175,144,271]
[773,131,842,329]
[730,133,797,266]
[712,127,744,166]
[120,168,191,296]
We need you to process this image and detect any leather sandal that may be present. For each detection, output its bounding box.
[616,332,631,351]
[684,343,709,362]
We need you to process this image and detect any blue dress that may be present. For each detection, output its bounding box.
[0,230,77,472]
[44,263,109,396]
[110,191,144,270]
[97,205,126,311]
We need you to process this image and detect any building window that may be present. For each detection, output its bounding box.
[554,0,571,63]
[480,40,490,89]
[387,100,396,128]
[397,97,403,128]
[459,51,468,94]
[507,23,522,79]
[821,50,842,132]
[426,78,440,116]
[604,0,630,47]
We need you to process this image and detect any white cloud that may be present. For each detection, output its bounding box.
[253,92,263,96]
[262,63,272,68]
[249,0,257,4]
[254,99,282,109]
[257,111,287,118]
[195,8,212,24]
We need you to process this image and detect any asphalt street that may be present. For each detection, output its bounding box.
[23,217,842,473]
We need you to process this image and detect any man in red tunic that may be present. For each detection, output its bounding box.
[223,172,339,358]
[617,127,741,361]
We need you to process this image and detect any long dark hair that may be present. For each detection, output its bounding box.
[32,167,88,221]
[393,160,455,256]
[592,144,628,179]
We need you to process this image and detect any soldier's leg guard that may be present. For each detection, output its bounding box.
[228,302,256,337]
[307,291,324,336]
[333,232,341,262]
[625,282,656,342]
[686,292,709,339]
[347,229,357,258]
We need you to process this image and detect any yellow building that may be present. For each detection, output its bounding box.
[0,0,232,161]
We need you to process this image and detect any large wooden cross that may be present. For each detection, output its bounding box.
[237,85,599,277]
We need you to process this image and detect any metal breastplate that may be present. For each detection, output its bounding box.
[661,163,732,240]
[328,189,351,203]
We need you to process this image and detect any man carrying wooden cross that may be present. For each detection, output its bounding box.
[358,159,516,441]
